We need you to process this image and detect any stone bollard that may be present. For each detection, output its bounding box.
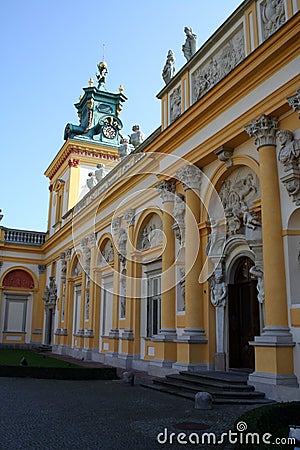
[194,392,213,410]
[20,357,28,367]
[122,371,134,386]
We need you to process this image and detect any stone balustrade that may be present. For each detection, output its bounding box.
[2,228,47,245]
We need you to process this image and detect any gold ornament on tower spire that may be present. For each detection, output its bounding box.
[88,77,94,87]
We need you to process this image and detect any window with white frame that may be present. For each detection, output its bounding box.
[147,272,161,337]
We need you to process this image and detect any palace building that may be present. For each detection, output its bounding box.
[0,0,299,401]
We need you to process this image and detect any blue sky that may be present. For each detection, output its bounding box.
[0,0,241,231]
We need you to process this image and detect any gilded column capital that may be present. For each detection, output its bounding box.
[287,88,300,118]
[124,208,136,226]
[245,114,278,149]
[156,180,176,203]
[176,164,202,191]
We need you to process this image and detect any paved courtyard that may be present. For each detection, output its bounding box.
[0,377,258,449]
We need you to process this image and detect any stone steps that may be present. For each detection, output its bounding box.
[141,370,274,405]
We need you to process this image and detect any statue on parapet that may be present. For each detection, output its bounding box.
[86,172,97,190]
[118,137,132,158]
[95,163,106,182]
[129,125,145,149]
[162,50,175,84]
[182,27,197,61]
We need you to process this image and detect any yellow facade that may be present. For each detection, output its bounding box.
[0,0,300,401]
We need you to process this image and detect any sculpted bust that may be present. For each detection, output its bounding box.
[277,130,300,169]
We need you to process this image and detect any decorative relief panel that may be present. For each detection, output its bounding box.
[191,26,245,103]
[100,240,114,264]
[169,85,182,123]
[219,167,260,212]
[137,214,163,250]
[218,167,261,239]
[260,0,286,41]
[3,270,34,289]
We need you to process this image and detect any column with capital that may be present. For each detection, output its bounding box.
[245,114,297,391]
[120,209,136,359]
[31,264,47,343]
[109,218,121,355]
[174,164,207,371]
[151,181,177,368]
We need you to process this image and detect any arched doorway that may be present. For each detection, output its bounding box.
[228,257,260,370]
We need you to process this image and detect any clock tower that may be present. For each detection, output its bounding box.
[64,61,127,148]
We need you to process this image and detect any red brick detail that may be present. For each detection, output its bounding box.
[68,158,80,168]
[3,270,34,289]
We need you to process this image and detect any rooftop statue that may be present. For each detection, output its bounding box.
[118,137,132,158]
[96,61,108,90]
[162,50,175,85]
[95,163,106,182]
[182,27,197,61]
[86,172,97,190]
[129,125,145,149]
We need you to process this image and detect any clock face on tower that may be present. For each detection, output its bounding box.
[102,124,117,139]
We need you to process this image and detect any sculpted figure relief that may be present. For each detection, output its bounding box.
[209,274,227,308]
[277,130,300,169]
[242,206,261,230]
[162,50,175,85]
[173,194,186,225]
[170,86,182,123]
[192,28,244,102]
[261,0,286,39]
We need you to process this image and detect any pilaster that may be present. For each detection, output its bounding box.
[152,181,177,368]
[245,114,297,391]
[174,165,207,370]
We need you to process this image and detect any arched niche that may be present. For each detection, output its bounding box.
[71,254,83,278]
[2,269,35,289]
[136,213,163,251]
[98,237,114,265]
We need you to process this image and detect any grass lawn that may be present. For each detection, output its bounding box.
[0,349,80,368]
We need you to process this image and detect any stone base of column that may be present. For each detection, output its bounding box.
[148,359,178,377]
[121,328,134,340]
[153,328,177,341]
[109,328,119,339]
[214,352,226,371]
[178,328,207,343]
[252,326,294,345]
[249,326,298,401]
[248,372,300,401]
